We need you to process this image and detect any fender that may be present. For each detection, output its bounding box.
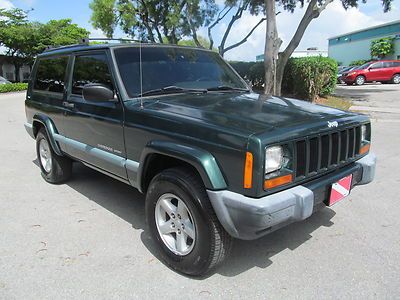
[32,114,63,156]
[138,140,227,192]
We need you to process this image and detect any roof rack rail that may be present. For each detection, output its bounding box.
[42,37,148,53]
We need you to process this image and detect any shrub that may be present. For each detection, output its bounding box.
[229,61,264,90]
[349,59,370,66]
[0,83,28,93]
[282,56,337,101]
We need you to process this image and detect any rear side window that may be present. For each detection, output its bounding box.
[71,53,113,96]
[34,56,68,93]
[382,62,393,68]
[393,61,400,67]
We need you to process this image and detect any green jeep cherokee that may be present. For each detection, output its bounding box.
[24,43,376,276]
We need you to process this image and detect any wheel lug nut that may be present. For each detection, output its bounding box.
[177,214,181,219]
[171,213,175,219]
[177,229,181,234]
[181,224,185,229]
[171,223,175,228]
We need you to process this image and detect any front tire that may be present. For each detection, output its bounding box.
[145,167,232,276]
[355,75,365,86]
[36,128,72,184]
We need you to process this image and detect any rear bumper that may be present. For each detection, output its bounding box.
[208,152,376,240]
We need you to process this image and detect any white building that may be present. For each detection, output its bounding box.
[256,48,328,62]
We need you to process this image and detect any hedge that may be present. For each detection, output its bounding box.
[230,56,337,101]
[283,56,337,101]
[0,83,29,93]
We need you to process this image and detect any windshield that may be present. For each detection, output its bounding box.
[114,46,247,98]
[356,62,373,70]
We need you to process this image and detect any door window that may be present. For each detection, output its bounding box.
[369,62,383,69]
[71,53,113,96]
[34,56,69,93]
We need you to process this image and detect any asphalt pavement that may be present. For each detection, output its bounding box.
[0,89,399,299]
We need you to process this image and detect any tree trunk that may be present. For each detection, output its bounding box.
[263,0,281,95]
[14,63,21,83]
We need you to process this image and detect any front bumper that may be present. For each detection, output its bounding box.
[208,152,376,240]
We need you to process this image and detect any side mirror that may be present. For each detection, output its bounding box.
[83,84,115,102]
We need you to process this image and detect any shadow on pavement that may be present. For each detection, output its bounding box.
[41,160,336,278]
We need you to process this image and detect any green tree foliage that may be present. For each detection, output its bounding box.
[370,37,395,59]
[0,8,89,81]
[90,0,218,44]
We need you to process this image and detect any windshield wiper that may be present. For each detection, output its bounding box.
[138,86,207,97]
[207,85,249,92]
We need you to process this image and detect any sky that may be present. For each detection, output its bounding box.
[1,0,400,61]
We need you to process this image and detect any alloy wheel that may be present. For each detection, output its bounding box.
[155,193,196,256]
[39,138,52,173]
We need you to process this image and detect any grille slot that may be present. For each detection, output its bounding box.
[293,126,361,181]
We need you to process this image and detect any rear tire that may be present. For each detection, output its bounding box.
[355,75,365,86]
[36,128,72,184]
[145,167,232,276]
[391,74,400,84]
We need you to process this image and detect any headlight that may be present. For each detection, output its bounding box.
[265,146,283,174]
[361,124,367,141]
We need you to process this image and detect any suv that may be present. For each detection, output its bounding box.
[24,43,376,276]
[343,60,400,85]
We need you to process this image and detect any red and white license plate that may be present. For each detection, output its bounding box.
[328,174,353,206]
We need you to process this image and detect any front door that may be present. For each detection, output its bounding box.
[367,62,384,81]
[63,51,127,179]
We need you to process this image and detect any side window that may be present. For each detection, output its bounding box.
[34,56,68,93]
[382,62,393,68]
[370,62,383,69]
[71,53,113,96]
[393,61,400,67]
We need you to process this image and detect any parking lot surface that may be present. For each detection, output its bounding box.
[1,89,400,299]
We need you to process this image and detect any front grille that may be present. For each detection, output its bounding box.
[294,126,361,178]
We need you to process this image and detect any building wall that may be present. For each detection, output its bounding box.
[1,63,31,82]
[329,35,400,65]
[328,21,400,66]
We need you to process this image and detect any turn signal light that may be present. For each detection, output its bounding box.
[264,174,293,189]
[359,144,370,155]
[244,152,253,189]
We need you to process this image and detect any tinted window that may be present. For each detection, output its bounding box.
[382,62,393,68]
[72,53,113,95]
[115,47,246,98]
[34,56,68,93]
[393,61,400,67]
[370,62,383,69]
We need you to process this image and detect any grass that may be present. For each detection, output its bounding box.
[315,95,352,111]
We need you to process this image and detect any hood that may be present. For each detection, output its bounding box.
[138,92,357,136]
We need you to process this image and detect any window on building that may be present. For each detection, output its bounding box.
[34,56,69,93]
[71,53,113,96]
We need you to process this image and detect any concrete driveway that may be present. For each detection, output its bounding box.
[1,91,399,299]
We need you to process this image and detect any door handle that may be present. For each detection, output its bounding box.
[62,101,75,109]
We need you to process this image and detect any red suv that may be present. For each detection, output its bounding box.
[343,60,400,85]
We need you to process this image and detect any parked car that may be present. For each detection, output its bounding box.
[0,76,11,85]
[24,43,376,276]
[337,66,355,84]
[343,60,400,85]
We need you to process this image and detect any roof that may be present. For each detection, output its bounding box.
[328,20,400,40]
[38,42,213,57]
